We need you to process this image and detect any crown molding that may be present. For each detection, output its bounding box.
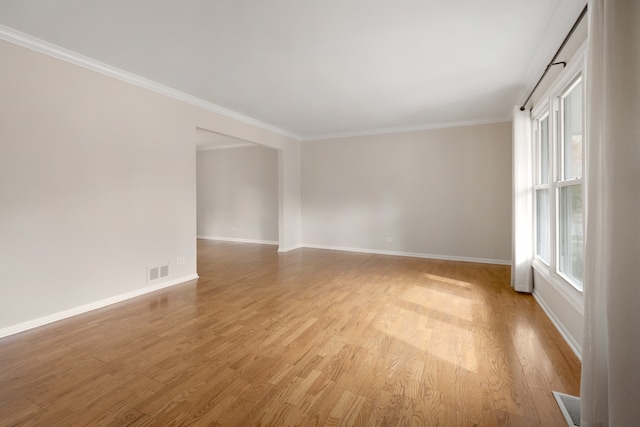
[0,24,301,141]
[0,24,514,143]
[301,116,511,142]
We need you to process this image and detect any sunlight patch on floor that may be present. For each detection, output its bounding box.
[375,304,479,374]
[400,285,473,323]
[423,273,472,291]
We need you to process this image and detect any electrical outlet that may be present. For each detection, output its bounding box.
[177,257,185,265]
[386,237,393,242]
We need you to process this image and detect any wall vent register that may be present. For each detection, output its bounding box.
[148,265,169,282]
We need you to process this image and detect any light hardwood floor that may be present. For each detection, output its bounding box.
[0,240,580,426]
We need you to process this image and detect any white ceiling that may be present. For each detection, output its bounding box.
[0,0,586,140]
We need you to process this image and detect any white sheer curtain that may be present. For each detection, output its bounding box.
[581,1,640,426]
[511,107,533,293]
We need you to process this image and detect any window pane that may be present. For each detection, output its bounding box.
[563,81,583,179]
[540,116,549,184]
[559,184,583,287]
[536,189,550,263]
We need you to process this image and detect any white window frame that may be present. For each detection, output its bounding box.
[555,75,584,291]
[530,42,586,304]
[533,112,551,265]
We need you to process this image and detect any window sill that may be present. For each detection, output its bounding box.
[532,258,584,315]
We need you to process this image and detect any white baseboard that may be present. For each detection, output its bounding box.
[196,239,509,265]
[277,244,303,253]
[197,235,279,246]
[0,274,199,339]
[301,243,511,265]
[532,290,583,360]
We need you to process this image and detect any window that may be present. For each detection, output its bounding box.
[532,75,584,292]
[557,78,584,288]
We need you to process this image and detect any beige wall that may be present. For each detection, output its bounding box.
[0,38,300,333]
[197,146,279,242]
[0,39,195,329]
[0,33,511,334]
[301,123,513,263]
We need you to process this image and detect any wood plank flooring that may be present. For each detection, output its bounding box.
[0,240,581,426]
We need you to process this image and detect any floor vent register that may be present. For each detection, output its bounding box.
[553,391,580,427]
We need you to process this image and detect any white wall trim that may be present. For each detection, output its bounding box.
[302,117,511,142]
[200,239,509,264]
[532,289,583,360]
[0,274,199,339]
[301,243,511,265]
[0,25,514,143]
[196,143,256,152]
[197,235,279,246]
[278,244,303,253]
[0,24,301,141]
[532,260,584,314]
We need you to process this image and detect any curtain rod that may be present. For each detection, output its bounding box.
[519,5,588,111]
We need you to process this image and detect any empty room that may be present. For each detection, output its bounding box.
[0,1,638,426]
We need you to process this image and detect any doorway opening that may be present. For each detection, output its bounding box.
[195,127,280,267]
